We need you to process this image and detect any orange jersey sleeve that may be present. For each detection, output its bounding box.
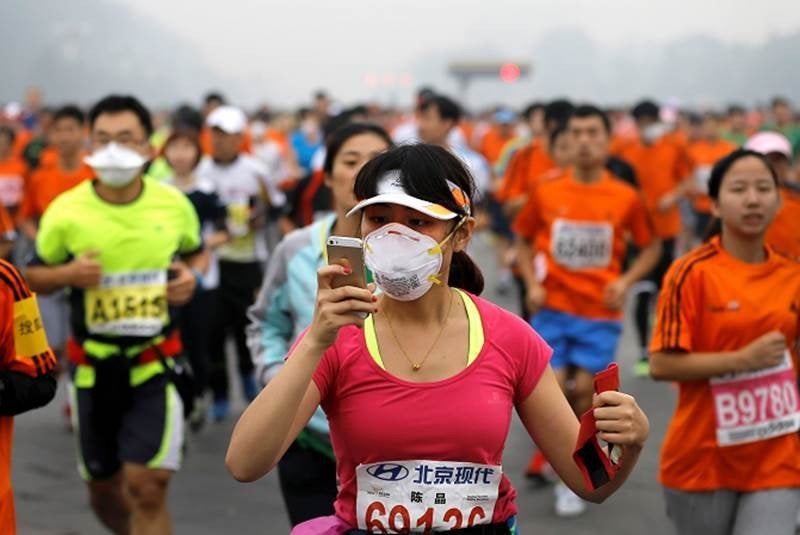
[0,260,57,377]
[649,244,716,353]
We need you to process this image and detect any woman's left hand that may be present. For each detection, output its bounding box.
[592,391,649,449]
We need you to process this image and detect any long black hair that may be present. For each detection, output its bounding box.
[354,143,485,295]
[704,148,780,240]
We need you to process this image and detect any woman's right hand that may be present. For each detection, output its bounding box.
[736,331,787,372]
[306,265,378,349]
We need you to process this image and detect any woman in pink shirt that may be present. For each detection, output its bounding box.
[227,143,650,534]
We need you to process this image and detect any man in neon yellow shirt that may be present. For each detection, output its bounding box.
[26,95,206,535]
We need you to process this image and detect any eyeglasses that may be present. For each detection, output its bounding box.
[91,135,149,150]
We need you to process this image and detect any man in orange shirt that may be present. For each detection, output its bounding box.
[18,106,93,378]
[616,101,690,376]
[199,93,252,155]
[745,131,800,260]
[514,105,661,516]
[0,259,58,533]
[18,105,93,239]
[687,112,737,238]
[496,100,573,211]
[0,127,28,221]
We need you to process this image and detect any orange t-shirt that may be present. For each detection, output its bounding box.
[496,139,556,203]
[687,139,737,214]
[479,127,515,167]
[36,147,59,169]
[650,238,800,492]
[766,185,800,261]
[263,128,290,157]
[0,259,57,533]
[0,158,28,215]
[513,169,654,320]
[18,162,94,222]
[616,137,690,239]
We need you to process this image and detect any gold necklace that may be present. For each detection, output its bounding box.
[384,290,456,371]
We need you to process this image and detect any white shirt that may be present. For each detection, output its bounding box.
[196,155,286,263]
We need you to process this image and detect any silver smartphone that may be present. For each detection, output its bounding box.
[326,236,366,289]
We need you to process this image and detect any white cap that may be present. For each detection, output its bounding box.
[745,131,793,159]
[346,170,470,220]
[206,105,247,134]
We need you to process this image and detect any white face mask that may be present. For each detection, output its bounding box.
[364,220,462,302]
[85,143,146,188]
[641,123,666,144]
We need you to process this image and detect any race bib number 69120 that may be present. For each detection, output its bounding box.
[356,460,501,534]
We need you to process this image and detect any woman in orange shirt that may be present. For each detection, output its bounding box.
[650,148,800,534]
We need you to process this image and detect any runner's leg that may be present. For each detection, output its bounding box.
[118,372,183,533]
[209,269,233,413]
[124,464,173,534]
[663,487,737,535]
[231,262,262,402]
[732,488,800,535]
[73,367,129,532]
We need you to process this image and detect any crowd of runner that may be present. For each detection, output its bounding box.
[0,85,798,534]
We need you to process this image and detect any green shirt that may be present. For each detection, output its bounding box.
[35,178,202,345]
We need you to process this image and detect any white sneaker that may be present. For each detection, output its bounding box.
[554,482,586,517]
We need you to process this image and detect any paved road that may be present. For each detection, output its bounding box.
[13,231,678,534]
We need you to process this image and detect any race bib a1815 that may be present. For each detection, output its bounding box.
[551,219,613,270]
[85,270,168,337]
[711,351,800,446]
[356,460,501,534]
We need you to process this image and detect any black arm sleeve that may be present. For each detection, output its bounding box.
[0,371,57,416]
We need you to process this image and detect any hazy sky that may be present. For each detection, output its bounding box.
[111,0,799,107]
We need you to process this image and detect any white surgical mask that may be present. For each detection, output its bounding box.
[85,143,146,188]
[364,220,463,301]
[641,123,666,144]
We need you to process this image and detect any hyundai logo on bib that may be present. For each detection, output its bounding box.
[367,463,410,482]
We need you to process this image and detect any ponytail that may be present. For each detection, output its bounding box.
[448,250,484,295]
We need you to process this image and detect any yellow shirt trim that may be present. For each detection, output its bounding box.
[365,289,484,370]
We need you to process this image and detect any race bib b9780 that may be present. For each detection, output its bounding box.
[711,351,800,446]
